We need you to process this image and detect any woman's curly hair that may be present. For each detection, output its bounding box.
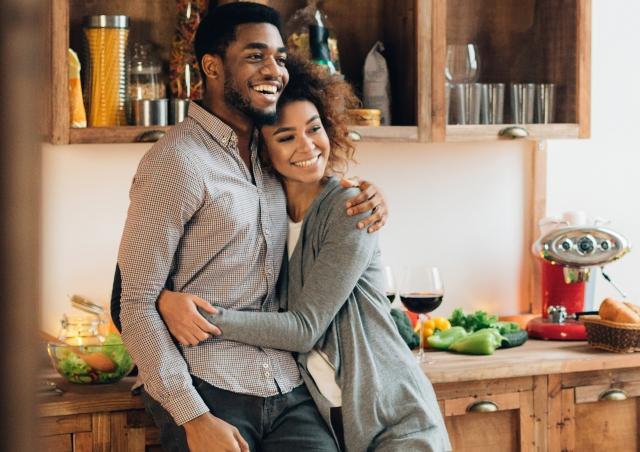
[260,54,360,177]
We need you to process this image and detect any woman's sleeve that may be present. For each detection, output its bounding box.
[209,192,376,352]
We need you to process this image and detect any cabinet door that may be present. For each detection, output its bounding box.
[442,391,535,452]
[428,0,591,142]
[554,379,640,451]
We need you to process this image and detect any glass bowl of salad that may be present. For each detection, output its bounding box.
[47,333,134,384]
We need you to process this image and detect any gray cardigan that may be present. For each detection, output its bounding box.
[210,178,451,451]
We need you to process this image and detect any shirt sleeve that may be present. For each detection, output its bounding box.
[118,147,210,425]
[210,189,377,353]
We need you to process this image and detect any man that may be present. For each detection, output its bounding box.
[115,3,387,451]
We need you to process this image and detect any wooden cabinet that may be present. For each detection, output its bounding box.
[435,377,538,451]
[38,376,161,452]
[46,0,591,145]
[433,0,592,142]
[549,368,640,452]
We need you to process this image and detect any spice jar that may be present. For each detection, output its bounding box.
[83,15,130,126]
[130,42,165,101]
[58,315,104,346]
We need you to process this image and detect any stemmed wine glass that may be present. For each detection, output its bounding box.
[400,266,444,364]
[445,43,480,124]
[445,43,480,83]
[383,266,398,304]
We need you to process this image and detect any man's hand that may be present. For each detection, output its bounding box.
[184,412,249,452]
[341,178,389,233]
[157,289,221,346]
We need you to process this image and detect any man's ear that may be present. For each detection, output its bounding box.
[201,54,222,81]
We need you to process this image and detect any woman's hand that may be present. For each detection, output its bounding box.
[157,289,221,346]
[341,178,389,233]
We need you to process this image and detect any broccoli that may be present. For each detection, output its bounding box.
[390,308,420,349]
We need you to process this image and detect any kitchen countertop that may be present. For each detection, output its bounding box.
[423,339,640,384]
[39,340,640,416]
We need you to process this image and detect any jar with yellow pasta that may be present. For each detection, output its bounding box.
[82,15,130,127]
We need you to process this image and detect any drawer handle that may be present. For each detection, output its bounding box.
[599,389,628,401]
[467,400,499,413]
[499,126,529,139]
[348,130,362,142]
[136,130,166,143]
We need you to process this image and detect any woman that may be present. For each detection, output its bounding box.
[159,56,450,451]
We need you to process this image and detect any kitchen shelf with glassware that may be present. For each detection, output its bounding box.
[46,0,591,145]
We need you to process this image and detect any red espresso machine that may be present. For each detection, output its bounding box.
[528,224,630,340]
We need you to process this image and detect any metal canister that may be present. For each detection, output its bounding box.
[82,15,130,127]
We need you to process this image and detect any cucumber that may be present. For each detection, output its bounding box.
[500,330,528,348]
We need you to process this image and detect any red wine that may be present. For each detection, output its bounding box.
[386,292,396,303]
[400,292,443,314]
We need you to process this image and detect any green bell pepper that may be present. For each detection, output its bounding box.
[448,328,506,355]
[428,326,468,350]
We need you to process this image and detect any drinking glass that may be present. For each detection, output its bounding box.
[400,267,444,364]
[383,266,398,304]
[445,43,480,84]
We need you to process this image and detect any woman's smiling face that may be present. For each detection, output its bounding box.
[261,100,331,184]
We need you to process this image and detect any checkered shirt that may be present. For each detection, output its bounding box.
[118,102,302,426]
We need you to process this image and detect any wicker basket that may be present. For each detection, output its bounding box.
[582,315,640,353]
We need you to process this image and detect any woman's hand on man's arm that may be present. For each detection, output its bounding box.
[340,178,388,233]
[157,290,221,346]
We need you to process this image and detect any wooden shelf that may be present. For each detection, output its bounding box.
[47,0,591,145]
[69,126,172,144]
[445,123,580,142]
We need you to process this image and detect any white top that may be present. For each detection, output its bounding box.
[288,218,342,407]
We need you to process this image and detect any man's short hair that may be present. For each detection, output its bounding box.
[194,2,283,69]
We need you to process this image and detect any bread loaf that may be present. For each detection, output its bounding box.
[624,302,640,317]
[599,298,640,323]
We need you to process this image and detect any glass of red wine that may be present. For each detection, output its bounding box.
[400,266,444,364]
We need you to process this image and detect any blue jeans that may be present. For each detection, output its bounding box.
[141,378,339,451]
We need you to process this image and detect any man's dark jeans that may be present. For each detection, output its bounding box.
[142,378,339,451]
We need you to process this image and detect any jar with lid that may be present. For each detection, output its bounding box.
[83,15,130,127]
[130,42,166,101]
[58,314,104,346]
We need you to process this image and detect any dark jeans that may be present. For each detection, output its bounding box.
[142,378,339,452]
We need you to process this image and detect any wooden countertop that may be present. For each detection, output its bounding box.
[39,340,640,416]
[38,373,143,417]
[423,339,640,384]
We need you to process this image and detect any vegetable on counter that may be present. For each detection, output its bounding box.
[500,330,529,348]
[390,308,420,349]
[449,328,506,355]
[414,317,451,346]
[428,326,468,350]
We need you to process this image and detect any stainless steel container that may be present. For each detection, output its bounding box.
[510,83,535,124]
[169,99,190,124]
[535,83,556,124]
[132,99,168,126]
[82,15,130,127]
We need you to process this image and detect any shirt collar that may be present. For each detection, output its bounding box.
[188,101,240,150]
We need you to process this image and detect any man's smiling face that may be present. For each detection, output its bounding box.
[221,23,289,126]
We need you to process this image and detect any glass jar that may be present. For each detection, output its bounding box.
[169,0,207,100]
[58,314,105,346]
[82,15,130,126]
[129,42,165,101]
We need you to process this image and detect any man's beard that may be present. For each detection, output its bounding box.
[224,73,278,126]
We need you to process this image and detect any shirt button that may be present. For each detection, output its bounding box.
[262,363,269,369]
[264,371,271,378]
[264,229,270,237]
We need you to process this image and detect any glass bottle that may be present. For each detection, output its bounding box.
[169,0,208,100]
[286,0,342,74]
[129,42,165,101]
